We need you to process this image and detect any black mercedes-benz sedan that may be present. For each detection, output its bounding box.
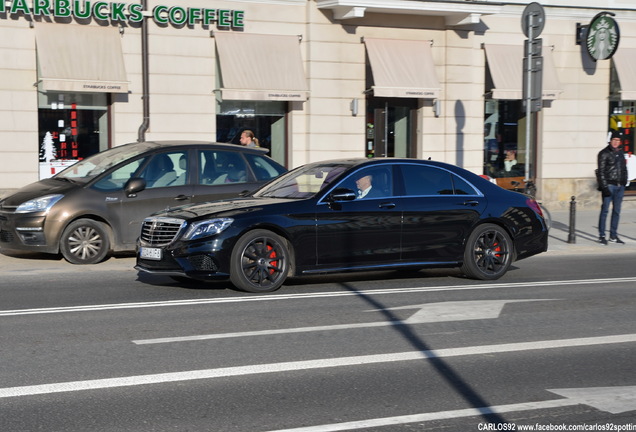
[136,158,548,293]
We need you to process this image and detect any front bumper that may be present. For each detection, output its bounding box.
[135,243,230,281]
[0,211,58,254]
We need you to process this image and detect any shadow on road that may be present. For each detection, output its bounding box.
[341,281,508,424]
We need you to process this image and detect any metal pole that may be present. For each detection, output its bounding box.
[383,102,388,157]
[137,0,150,142]
[525,13,534,184]
[567,195,577,244]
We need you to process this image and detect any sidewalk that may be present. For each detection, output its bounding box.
[1,206,635,271]
[547,206,636,255]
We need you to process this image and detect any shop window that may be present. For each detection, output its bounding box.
[609,101,636,192]
[609,61,636,192]
[38,91,109,179]
[483,99,527,184]
[216,100,286,166]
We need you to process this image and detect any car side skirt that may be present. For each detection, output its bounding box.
[301,261,460,275]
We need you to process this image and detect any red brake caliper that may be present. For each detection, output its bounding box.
[267,245,278,274]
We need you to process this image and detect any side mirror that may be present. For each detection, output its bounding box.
[124,178,146,195]
[329,187,357,202]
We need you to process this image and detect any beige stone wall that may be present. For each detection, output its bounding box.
[0,20,39,192]
[3,0,636,210]
[296,6,365,167]
[440,29,487,173]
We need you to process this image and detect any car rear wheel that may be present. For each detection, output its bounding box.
[230,229,290,293]
[60,219,111,265]
[461,223,512,280]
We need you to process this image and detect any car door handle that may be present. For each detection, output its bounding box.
[461,200,480,206]
[174,195,191,201]
[379,202,396,209]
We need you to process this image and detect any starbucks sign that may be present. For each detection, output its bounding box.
[0,0,245,29]
[586,12,619,61]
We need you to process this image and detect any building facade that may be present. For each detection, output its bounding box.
[2,0,636,208]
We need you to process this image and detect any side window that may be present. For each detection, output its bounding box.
[339,166,392,199]
[92,157,146,191]
[198,150,247,185]
[138,151,188,189]
[244,153,286,181]
[452,174,479,195]
[401,165,454,196]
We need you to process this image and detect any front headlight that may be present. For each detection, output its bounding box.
[15,194,64,213]
[182,218,234,241]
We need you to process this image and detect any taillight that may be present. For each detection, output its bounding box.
[526,198,543,217]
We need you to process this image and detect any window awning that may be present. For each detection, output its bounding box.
[484,44,562,100]
[35,23,129,94]
[215,32,309,102]
[612,48,636,100]
[316,0,502,26]
[364,38,441,99]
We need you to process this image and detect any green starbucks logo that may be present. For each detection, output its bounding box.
[586,14,620,61]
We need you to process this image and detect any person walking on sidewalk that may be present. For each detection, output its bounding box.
[239,130,259,148]
[597,130,628,245]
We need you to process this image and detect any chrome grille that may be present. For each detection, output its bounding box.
[140,217,185,246]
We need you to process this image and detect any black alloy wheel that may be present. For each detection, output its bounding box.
[59,219,111,265]
[461,223,512,280]
[230,229,290,293]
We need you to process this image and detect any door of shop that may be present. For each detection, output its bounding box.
[366,98,417,158]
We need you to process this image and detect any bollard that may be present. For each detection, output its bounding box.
[567,195,576,244]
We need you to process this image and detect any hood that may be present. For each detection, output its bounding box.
[0,178,78,208]
[150,197,295,220]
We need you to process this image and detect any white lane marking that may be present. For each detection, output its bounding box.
[265,386,636,432]
[265,400,574,432]
[2,333,636,399]
[133,299,553,345]
[1,277,635,317]
[548,386,636,414]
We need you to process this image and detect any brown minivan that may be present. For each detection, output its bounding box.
[0,141,285,264]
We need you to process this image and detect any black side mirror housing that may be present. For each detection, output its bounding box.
[329,187,357,202]
[124,178,147,195]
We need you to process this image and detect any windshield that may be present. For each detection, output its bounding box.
[254,162,352,199]
[54,143,155,182]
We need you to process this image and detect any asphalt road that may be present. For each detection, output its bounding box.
[1,251,636,431]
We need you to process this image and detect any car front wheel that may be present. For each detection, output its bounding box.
[60,219,111,265]
[461,223,512,280]
[230,229,290,293]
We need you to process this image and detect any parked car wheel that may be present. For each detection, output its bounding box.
[230,229,290,293]
[461,223,512,280]
[60,219,111,265]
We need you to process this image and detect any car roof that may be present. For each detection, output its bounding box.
[119,140,271,154]
[305,157,467,171]
[303,157,494,190]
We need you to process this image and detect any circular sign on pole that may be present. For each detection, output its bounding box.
[586,12,620,61]
[521,2,545,39]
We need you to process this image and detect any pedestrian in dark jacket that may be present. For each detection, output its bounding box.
[597,130,628,245]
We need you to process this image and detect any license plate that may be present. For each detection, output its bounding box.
[140,247,162,260]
